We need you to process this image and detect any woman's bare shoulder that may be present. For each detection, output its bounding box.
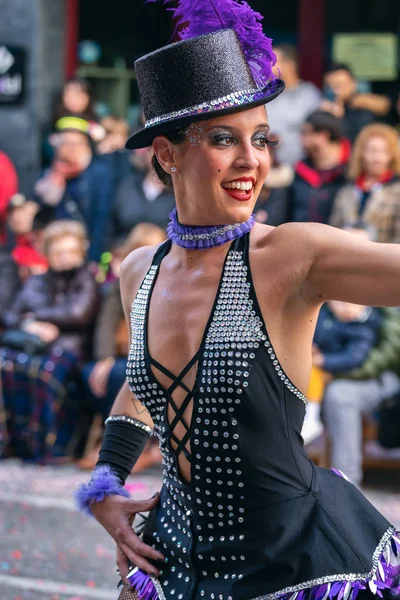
[252,221,337,280]
[119,243,164,307]
[255,221,333,250]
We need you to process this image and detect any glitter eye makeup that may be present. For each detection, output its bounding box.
[252,130,273,147]
[209,130,237,146]
[208,127,272,148]
[185,123,205,146]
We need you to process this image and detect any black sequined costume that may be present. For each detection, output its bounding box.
[126,233,400,600]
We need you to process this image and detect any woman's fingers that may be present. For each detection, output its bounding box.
[126,493,160,515]
[116,546,130,583]
[119,542,160,577]
[115,526,165,563]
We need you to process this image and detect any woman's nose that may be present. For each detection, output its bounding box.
[234,144,260,170]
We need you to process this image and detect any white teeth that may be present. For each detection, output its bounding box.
[222,181,253,191]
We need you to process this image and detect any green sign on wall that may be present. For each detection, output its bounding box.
[333,33,398,81]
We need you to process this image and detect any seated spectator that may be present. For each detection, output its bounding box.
[0,220,99,461]
[109,146,176,247]
[35,117,114,262]
[303,299,383,445]
[267,45,321,165]
[0,151,18,245]
[6,194,48,279]
[308,225,400,485]
[254,137,294,226]
[321,305,400,487]
[321,64,386,142]
[78,222,166,470]
[330,124,400,242]
[289,111,351,223]
[0,248,20,327]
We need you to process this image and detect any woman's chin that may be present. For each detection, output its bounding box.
[220,201,255,224]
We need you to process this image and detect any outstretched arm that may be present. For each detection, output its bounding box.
[280,223,400,307]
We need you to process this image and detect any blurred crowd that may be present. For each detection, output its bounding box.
[0,47,400,487]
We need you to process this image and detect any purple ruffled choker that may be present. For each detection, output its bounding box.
[167,208,255,249]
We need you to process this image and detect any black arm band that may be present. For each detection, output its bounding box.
[96,415,152,484]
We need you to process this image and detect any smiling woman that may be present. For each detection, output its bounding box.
[76,1,400,600]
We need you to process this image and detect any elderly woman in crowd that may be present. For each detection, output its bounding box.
[0,220,98,461]
[330,123,400,242]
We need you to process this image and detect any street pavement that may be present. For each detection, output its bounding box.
[0,460,399,600]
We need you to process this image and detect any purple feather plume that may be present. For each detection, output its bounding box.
[145,0,277,87]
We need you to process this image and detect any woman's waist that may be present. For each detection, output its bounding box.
[160,472,314,526]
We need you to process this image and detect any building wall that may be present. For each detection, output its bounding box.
[0,0,65,195]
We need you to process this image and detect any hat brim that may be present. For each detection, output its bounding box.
[126,79,285,150]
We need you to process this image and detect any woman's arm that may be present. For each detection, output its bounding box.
[279,222,400,307]
[87,245,162,579]
[107,246,158,425]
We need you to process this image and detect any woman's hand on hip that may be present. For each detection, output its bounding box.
[91,492,165,576]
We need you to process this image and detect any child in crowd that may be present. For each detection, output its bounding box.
[302,299,383,444]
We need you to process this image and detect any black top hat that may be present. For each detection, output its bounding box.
[126,29,285,150]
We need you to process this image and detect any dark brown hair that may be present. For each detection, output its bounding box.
[151,127,187,187]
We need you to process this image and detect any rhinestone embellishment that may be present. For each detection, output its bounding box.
[145,87,265,128]
[248,526,396,600]
[105,414,153,434]
[125,244,315,599]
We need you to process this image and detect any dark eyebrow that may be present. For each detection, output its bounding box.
[207,123,270,133]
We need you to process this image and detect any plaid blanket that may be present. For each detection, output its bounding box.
[0,346,83,462]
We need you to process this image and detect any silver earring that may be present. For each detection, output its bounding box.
[171,166,177,173]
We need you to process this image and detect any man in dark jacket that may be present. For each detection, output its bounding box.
[289,111,351,224]
[322,64,376,143]
[35,118,115,262]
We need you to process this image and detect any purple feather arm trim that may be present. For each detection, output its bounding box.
[74,464,130,516]
[146,0,277,87]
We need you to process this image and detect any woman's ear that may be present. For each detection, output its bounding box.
[152,136,176,174]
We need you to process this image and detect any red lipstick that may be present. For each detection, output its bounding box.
[221,177,256,202]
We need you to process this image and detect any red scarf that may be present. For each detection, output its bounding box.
[295,139,352,188]
[356,170,394,192]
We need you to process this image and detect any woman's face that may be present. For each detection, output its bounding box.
[157,106,271,225]
[362,135,392,178]
[63,83,90,114]
[48,235,86,271]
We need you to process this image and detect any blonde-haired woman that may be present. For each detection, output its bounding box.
[330,124,400,242]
